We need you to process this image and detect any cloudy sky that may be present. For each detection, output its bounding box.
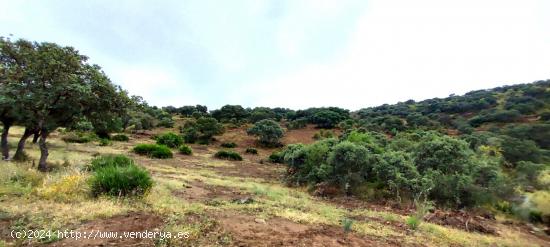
[1,0,549,110]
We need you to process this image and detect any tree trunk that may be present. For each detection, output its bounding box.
[13,128,33,161]
[1,123,11,160]
[38,130,49,172]
[32,130,40,144]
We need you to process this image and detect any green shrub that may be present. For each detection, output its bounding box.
[269,151,284,163]
[111,134,129,142]
[214,150,243,161]
[88,154,134,171]
[341,218,354,233]
[245,148,258,154]
[247,119,284,147]
[98,138,111,146]
[221,142,237,148]
[406,215,421,230]
[89,164,153,197]
[61,132,97,143]
[313,129,334,140]
[180,117,224,144]
[133,144,173,159]
[286,118,307,130]
[156,132,183,148]
[178,144,193,155]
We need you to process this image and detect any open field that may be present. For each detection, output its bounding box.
[1,125,548,247]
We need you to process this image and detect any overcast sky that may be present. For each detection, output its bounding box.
[1,0,549,110]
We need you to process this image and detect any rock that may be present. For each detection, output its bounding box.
[232,197,254,204]
[254,218,266,224]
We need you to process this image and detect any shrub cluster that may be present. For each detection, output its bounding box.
[180,117,224,144]
[221,142,237,148]
[245,148,258,154]
[281,130,512,208]
[155,132,183,148]
[61,132,97,143]
[87,154,153,197]
[90,164,153,197]
[111,134,129,142]
[178,144,193,155]
[247,119,284,147]
[214,150,243,161]
[133,144,173,159]
[87,154,134,171]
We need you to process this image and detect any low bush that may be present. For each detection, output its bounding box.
[133,144,173,159]
[214,150,243,161]
[111,134,129,142]
[156,132,183,148]
[269,151,284,163]
[89,164,153,197]
[245,148,258,154]
[98,138,111,146]
[178,144,193,155]
[36,174,88,202]
[61,132,97,143]
[313,129,334,140]
[221,142,237,148]
[87,154,135,171]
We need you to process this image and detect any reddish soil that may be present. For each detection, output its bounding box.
[423,210,498,235]
[48,212,164,247]
[283,125,338,145]
[173,180,253,203]
[214,211,392,247]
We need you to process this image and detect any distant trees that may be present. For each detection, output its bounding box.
[247,119,284,147]
[180,117,223,144]
[211,105,249,124]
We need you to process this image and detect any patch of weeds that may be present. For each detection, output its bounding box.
[220,142,237,148]
[214,150,242,161]
[342,218,354,233]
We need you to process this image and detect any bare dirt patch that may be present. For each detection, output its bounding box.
[48,212,164,247]
[423,210,497,235]
[214,211,392,247]
[174,180,253,203]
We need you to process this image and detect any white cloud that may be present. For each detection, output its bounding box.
[245,0,550,110]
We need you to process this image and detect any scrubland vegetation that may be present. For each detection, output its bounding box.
[1,37,549,246]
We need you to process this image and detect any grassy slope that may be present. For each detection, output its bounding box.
[0,126,547,246]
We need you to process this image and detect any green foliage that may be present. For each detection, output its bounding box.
[111,134,129,142]
[214,150,243,161]
[341,218,353,233]
[313,129,334,140]
[211,105,249,123]
[180,117,224,144]
[155,132,183,148]
[373,151,421,199]
[178,144,192,155]
[88,154,134,171]
[311,110,345,129]
[133,144,173,159]
[89,164,153,197]
[61,132,97,143]
[247,119,284,147]
[98,138,111,146]
[245,148,258,154]
[221,142,237,148]
[286,118,308,130]
[500,136,541,164]
[269,151,284,163]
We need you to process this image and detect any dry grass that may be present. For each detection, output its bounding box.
[0,126,546,246]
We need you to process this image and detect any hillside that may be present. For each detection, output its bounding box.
[0,124,548,246]
[1,37,549,246]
